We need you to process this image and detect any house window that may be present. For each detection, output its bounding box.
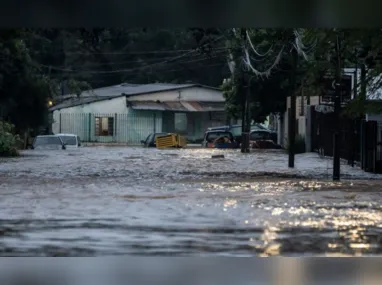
[95,117,114,136]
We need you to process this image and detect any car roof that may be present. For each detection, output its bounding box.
[56,133,77,136]
[36,135,60,138]
[250,129,270,133]
[206,130,233,134]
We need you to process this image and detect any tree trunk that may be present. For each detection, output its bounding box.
[333,33,342,181]
[288,48,298,168]
[23,129,29,150]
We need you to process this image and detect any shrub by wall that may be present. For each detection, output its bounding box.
[0,121,20,157]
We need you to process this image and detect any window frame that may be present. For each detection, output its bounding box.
[95,116,114,136]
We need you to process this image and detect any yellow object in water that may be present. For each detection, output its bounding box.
[156,133,187,149]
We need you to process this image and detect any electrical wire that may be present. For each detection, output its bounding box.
[39,48,228,69]
[38,52,227,74]
[37,35,226,74]
[243,46,285,78]
[246,30,274,58]
[31,47,230,56]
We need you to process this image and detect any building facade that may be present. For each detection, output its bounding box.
[50,83,228,144]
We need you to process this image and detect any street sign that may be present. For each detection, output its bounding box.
[320,74,352,105]
[315,104,334,114]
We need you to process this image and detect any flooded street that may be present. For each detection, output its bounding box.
[0,147,382,256]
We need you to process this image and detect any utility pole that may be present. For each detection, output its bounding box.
[288,48,298,168]
[241,73,251,153]
[333,33,342,181]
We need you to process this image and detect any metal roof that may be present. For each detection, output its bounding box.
[49,96,118,111]
[129,101,225,112]
[60,83,219,98]
[50,83,220,111]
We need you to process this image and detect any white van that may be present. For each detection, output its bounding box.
[56,133,82,148]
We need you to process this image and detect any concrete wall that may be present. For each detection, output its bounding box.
[127,87,224,102]
[366,114,382,122]
[283,96,320,148]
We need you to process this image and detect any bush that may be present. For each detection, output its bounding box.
[0,121,21,157]
[286,134,306,154]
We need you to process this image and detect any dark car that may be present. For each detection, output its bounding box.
[32,135,66,150]
[249,130,282,149]
[207,124,277,145]
[202,130,237,148]
[141,132,169,147]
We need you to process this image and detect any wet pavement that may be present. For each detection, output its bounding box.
[0,147,382,256]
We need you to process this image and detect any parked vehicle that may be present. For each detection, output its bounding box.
[32,135,66,150]
[249,130,282,149]
[207,124,277,145]
[202,130,237,149]
[141,133,169,147]
[56,134,81,148]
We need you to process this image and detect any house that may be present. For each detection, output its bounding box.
[49,83,228,144]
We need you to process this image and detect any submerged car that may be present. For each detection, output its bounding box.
[32,135,66,150]
[207,124,277,145]
[56,133,82,148]
[249,130,282,149]
[202,130,237,149]
[141,132,169,147]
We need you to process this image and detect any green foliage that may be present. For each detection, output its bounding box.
[0,29,52,132]
[0,121,21,157]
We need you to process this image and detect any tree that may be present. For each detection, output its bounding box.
[0,29,52,134]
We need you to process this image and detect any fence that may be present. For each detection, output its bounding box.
[52,111,162,144]
[311,108,361,166]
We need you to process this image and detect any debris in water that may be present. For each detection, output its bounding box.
[211,155,224,159]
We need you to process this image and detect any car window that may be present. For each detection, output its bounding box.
[34,136,62,146]
[250,131,270,140]
[206,132,233,142]
[145,134,154,144]
[230,126,242,137]
[58,136,77,145]
[253,123,267,130]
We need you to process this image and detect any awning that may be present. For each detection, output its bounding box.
[128,101,225,112]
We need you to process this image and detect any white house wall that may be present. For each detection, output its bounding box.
[366,114,382,122]
[52,96,128,136]
[283,96,320,147]
[52,107,162,144]
[127,87,224,102]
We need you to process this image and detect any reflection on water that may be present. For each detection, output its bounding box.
[0,147,381,256]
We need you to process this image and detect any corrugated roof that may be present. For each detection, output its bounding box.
[49,96,118,111]
[50,83,221,111]
[61,83,219,98]
[129,101,225,112]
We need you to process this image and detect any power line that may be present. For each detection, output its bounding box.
[32,47,229,56]
[39,48,228,68]
[88,62,229,79]
[38,35,226,75]
[38,53,226,74]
